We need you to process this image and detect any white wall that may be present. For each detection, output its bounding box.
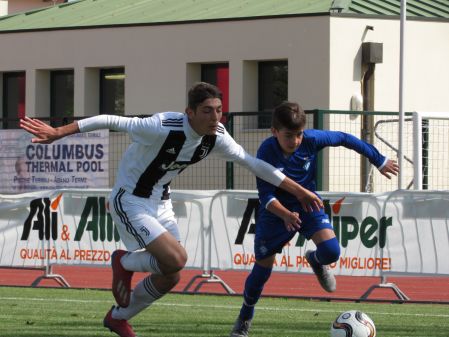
[329,16,449,112]
[1,14,445,115]
[0,15,448,191]
[0,16,330,117]
[328,16,449,192]
[0,1,7,16]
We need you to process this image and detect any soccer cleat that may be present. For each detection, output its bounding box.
[103,306,136,337]
[112,249,134,308]
[305,250,336,292]
[230,317,252,337]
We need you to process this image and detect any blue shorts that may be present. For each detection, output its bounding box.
[254,208,332,261]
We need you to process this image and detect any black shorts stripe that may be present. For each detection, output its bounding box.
[133,130,186,198]
[113,188,146,248]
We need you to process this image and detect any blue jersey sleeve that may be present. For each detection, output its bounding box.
[256,140,278,208]
[310,130,386,168]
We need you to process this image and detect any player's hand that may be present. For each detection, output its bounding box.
[297,189,323,212]
[380,159,399,179]
[20,117,59,144]
[283,211,301,232]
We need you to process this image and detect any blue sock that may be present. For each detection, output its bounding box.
[309,237,340,267]
[239,263,272,320]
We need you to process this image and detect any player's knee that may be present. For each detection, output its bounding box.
[160,247,187,274]
[164,271,181,286]
[317,237,340,265]
[171,249,188,271]
[149,272,181,293]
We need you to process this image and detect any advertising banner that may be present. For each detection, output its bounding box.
[0,189,448,278]
[382,190,449,276]
[0,129,109,193]
[0,190,122,267]
[0,189,205,268]
[209,191,391,276]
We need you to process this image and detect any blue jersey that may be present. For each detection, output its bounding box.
[253,129,386,259]
[257,129,386,214]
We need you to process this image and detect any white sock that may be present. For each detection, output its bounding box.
[121,250,162,274]
[112,276,164,320]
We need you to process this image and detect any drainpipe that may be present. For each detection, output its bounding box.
[361,42,383,191]
[361,63,375,191]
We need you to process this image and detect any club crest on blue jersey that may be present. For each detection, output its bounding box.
[303,161,311,171]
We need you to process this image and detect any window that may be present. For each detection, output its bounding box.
[100,68,125,115]
[50,70,74,126]
[258,61,288,128]
[201,63,229,123]
[2,72,25,129]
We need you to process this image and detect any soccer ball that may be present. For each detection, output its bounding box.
[330,310,376,337]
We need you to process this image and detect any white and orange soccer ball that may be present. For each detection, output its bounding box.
[330,310,376,337]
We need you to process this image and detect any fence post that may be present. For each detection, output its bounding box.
[313,109,324,191]
[226,113,234,189]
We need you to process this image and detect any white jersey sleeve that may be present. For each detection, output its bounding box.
[212,128,285,187]
[77,114,161,145]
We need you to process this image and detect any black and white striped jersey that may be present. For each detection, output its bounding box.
[78,112,285,200]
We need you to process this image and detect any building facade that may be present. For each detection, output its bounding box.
[0,0,448,192]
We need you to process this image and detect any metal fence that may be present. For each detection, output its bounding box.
[203,110,412,192]
[2,110,448,194]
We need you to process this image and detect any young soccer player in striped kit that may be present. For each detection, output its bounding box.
[20,83,323,337]
[230,101,399,337]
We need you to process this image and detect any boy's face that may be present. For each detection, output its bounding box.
[186,98,222,136]
[272,127,304,155]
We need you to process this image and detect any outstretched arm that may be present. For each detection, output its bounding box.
[216,132,323,212]
[20,117,79,144]
[279,176,323,212]
[313,130,400,179]
[236,154,323,212]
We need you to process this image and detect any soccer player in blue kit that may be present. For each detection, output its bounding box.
[230,101,399,337]
[20,83,324,337]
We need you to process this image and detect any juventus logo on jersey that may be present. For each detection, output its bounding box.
[139,226,151,237]
[199,145,210,159]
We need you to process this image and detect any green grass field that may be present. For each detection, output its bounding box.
[1,286,448,337]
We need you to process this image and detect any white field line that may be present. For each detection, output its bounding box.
[1,296,448,318]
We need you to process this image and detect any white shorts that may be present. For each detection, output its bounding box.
[109,187,180,251]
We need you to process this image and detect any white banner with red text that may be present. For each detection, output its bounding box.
[0,189,447,277]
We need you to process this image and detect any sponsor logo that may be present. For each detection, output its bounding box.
[160,161,190,171]
[21,194,120,242]
[21,194,62,241]
[235,197,393,249]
